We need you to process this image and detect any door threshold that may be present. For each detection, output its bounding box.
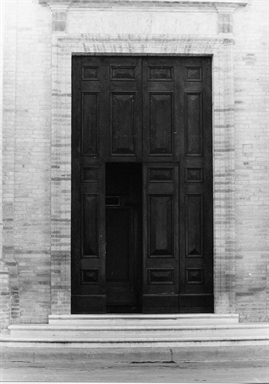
[106,305,142,314]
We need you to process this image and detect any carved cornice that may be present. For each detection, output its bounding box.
[39,0,248,9]
[43,0,248,33]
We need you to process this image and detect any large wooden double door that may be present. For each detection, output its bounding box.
[71,56,213,314]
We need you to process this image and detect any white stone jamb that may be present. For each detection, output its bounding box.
[49,2,72,315]
[48,34,238,316]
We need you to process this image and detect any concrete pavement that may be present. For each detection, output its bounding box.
[0,345,268,382]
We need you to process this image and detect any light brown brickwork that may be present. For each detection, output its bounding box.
[1,0,52,328]
[1,0,268,328]
[233,0,269,321]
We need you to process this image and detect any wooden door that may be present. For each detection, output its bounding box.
[71,56,213,314]
[71,57,143,313]
[179,58,213,312]
[142,57,213,313]
[71,57,107,313]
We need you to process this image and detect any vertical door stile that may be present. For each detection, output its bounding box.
[71,57,107,313]
[174,59,183,299]
[202,57,214,301]
[179,58,214,312]
[178,59,187,310]
[142,58,148,308]
[142,58,180,313]
[71,56,82,299]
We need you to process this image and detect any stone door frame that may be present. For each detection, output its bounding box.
[50,34,236,316]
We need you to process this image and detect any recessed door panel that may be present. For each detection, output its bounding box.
[185,92,203,156]
[82,194,98,256]
[149,93,173,155]
[82,93,99,155]
[111,93,136,155]
[186,194,203,257]
[149,195,173,256]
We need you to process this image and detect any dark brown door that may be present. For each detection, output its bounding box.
[142,57,213,313]
[71,56,213,314]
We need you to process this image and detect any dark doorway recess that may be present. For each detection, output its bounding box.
[105,163,142,313]
[71,56,213,314]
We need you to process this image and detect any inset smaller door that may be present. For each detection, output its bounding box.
[105,163,142,312]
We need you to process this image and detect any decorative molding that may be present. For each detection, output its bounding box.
[214,4,238,12]
[214,3,237,34]
[50,4,69,33]
[217,12,233,33]
[39,0,248,10]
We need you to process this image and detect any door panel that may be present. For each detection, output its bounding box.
[143,163,179,313]
[149,93,173,155]
[82,93,99,155]
[107,58,142,161]
[71,164,106,313]
[143,57,180,162]
[111,93,136,155]
[71,56,106,313]
[185,92,203,156]
[82,194,99,256]
[179,57,213,312]
[186,194,203,257]
[149,195,173,256]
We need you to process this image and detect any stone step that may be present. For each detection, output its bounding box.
[1,334,268,348]
[4,314,268,348]
[8,323,268,340]
[48,314,240,325]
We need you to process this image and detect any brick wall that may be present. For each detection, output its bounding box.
[233,0,268,321]
[1,0,52,328]
[1,0,268,328]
